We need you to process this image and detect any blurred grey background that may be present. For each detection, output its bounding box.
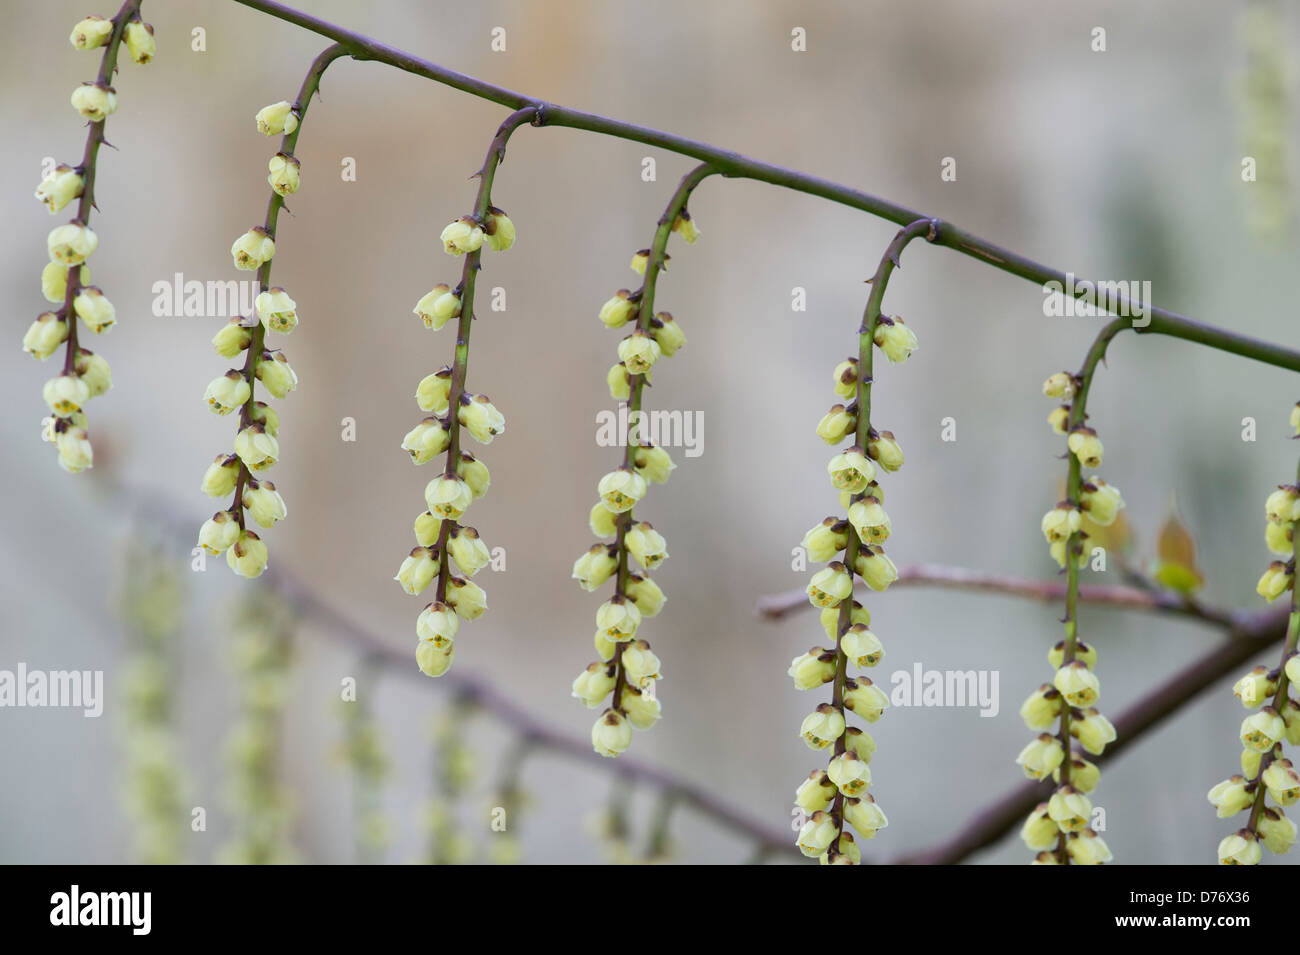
[2,0,1298,864]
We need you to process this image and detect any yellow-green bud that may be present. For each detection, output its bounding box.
[255,101,299,136]
[872,315,918,364]
[843,677,889,721]
[484,206,515,252]
[413,284,461,330]
[124,19,155,64]
[840,625,883,668]
[827,751,871,797]
[267,152,300,197]
[650,312,685,357]
[448,526,491,577]
[71,82,116,121]
[1053,661,1100,707]
[212,318,253,358]
[1217,829,1261,865]
[201,454,240,498]
[815,404,856,445]
[22,313,68,360]
[1020,684,1062,731]
[806,562,853,608]
[230,227,275,271]
[572,545,617,592]
[1067,426,1103,469]
[445,575,487,620]
[416,367,453,413]
[226,530,269,578]
[788,647,836,690]
[34,164,84,214]
[800,704,845,750]
[866,430,904,471]
[617,330,661,375]
[204,370,251,415]
[591,709,631,757]
[1047,785,1091,832]
[1240,706,1286,752]
[242,479,287,528]
[255,351,298,399]
[1017,734,1065,781]
[441,216,484,255]
[197,510,241,555]
[70,16,114,50]
[48,221,98,266]
[234,424,278,472]
[1206,775,1253,818]
[458,394,506,444]
[571,662,616,708]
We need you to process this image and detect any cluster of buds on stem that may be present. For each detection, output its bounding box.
[26,6,154,474]
[1207,404,1300,864]
[790,297,916,864]
[197,97,311,579]
[399,203,515,678]
[570,200,697,757]
[1018,370,1125,864]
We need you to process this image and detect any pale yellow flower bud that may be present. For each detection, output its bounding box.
[572,544,617,592]
[394,547,439,595]
[1233,666,1277,707]
[572,662,616,708]
[621,639,660,684]
[853,546,898,592]
[788,647,836,690]
[448,526,491,577]
[34,164,84,214]
[401,417,451,464]
[840,625,883,668]
[441,216,484,255]
[832,357,859,399]
[1020,803,1058,851]
[650,311,685,357]
[256,288,297,334]
[1217,829,1261,865]
[458,394,506,444]
[70,16,114,50]
[599,290,638,328]
[197,510,241,555]
[1256,561,1293,602]
[74,350,112,396]
[255,352,298,399]
[800,704,845,749]
[848,496,890,544]
[123,19,155,64]
[1041,503,1082,543]
[827,751,871,797]
[457,452,490,499]
[801,518,848,562]
[212,319,253,358]
[255,101,299,136]
[867,430,904,471]
[1206,775,1253,819]
[843,793,888,835]
[1048,639,1096,670]
[1266,485,1300,524]
[632,443,675,484]
[1262,758,1300,805]
[625,573,665,617]
[1241,706,1285,753]
[620,683,662,729]
[42,262,87,303]
[806,562,853,608]
[1053,755,1101,794]
[844,729,876,767]
[1017,734,1065,781]
[1066,828,1112,865]
[48,221,98,266]
[52,421,92,472]
[1080,479,1124,526]
[843,677,889,721]
[816,404,856,445]
[828,447,875,494]
[424,475,472,519]
[22,313,68,360]
[72,286,115,333]
[872,315,918,364]
[1053,661,1100,707]
[415,367,453,413]
[591,709,632,757]
[445,575,487,620]
[484,206,515,252]
[597,598,642,642]
[607,362,632,400]
[625,522,668,570]
[226,530,269,578]
[267,153,300,197]
[671,210,699,244]
[1020,684,1062,731]
[230,227,275,271]
[597,467,646,513]
[1047,405,1070,435]
[71,82,117,121]
[413,284,461,330]
[411,511,443,548]
[795,810,838,857]
[204,370,250,416]
[1258,807,1297,854]
[416,639,455,677]
[1041,372,1076,400]
[1067,426,1103,469]
[43,373,90,416]
[201,454,240,498]
[1047,785,1091,832]
[242,480,287,528]
[1266,519,1293,556]
[416,601,458,646]
[617,330,661,374]
[795,770,836,813]
[820,601,870,640]
[249,401,278,436]
[1071,707,1116,756]
[234,424,278,471]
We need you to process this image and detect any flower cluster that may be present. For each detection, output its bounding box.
[26,7,154,474]
[399,204,514,678]
[1018,371,1124,864]
[197,99,309,579]
[1208,403,1300,864]
[570,206,697,757]
[790,310,914,864]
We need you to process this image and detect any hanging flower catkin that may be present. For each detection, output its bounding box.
[198,46,345,580]
[27,3,154,474]
[401,108,535,679]
[1207,402,1300,864]
[790,220,931,864]
[1018,353,1125,865]
[570,165,713,757]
